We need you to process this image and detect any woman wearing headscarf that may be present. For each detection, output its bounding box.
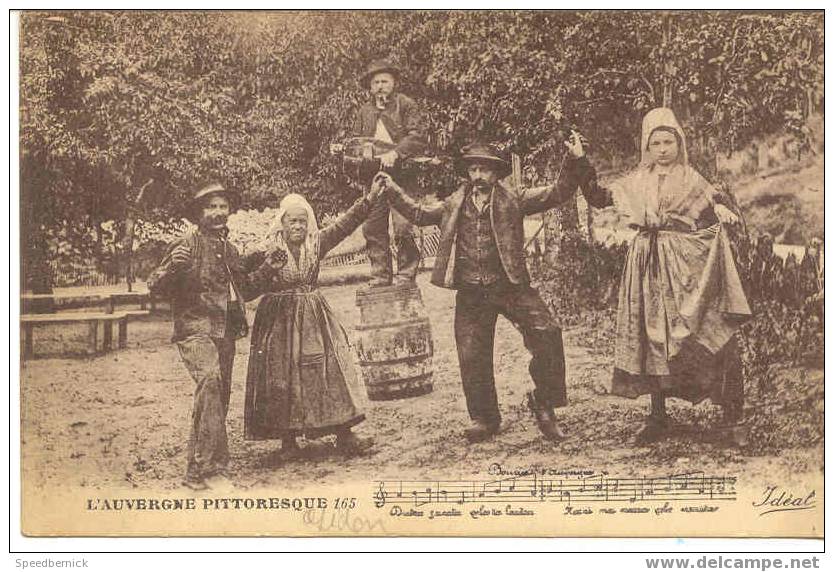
[244,183,384,460]
[579,107,752,443]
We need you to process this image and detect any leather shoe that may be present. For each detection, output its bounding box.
[464,420,500,443]
[181,477,210,491]
[527,391,567,441]
[368,277,391,287]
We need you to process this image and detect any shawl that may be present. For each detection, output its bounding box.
[613,107,716,230]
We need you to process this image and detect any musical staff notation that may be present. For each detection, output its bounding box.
[372,472,736,508]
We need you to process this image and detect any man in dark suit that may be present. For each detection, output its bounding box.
[375,135,593,442]
[352,59,427,286]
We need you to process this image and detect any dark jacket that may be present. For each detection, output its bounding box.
[148,227,274,341]
[389,157,594,289]
[353,92,426,158]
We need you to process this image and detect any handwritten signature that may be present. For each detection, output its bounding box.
[303,506,387,534]
[753,486,816,517]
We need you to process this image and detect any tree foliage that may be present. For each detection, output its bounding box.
[19,10,823,282]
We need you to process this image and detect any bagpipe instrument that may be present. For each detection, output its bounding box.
[330,137,441,188]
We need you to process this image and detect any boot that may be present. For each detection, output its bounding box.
[393,235,420,283]
[527,391,566,441]
[464,419,500,443]
[181,475,210,491]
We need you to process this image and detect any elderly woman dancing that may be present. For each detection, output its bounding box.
[579,107,752,444]
[244,184,384,460]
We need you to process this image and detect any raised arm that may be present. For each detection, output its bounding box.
[519,156,597,215]
[378,172,444,227]
[519,131,609,215]
[319,195,375,256]
[577,162,614,209]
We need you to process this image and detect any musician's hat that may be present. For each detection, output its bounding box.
[361,59,400,87]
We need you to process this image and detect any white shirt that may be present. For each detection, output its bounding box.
[374,118,394,144]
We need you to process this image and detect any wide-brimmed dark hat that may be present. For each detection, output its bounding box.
[361,59,400,87]
[460,142,512,178]
[184,182,239,222]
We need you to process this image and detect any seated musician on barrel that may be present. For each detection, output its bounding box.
[374,134,591,443]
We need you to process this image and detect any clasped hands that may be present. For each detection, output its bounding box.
[264,248,288,270]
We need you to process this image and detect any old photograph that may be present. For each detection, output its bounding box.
[15,9,824,538]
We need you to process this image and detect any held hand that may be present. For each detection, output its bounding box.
[714,204,739,225]
[266,248,288,270]
[564,130,586,158]
[379,149,398,169]
[368,173,385,201]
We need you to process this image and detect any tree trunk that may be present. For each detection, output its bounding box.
[662,13,673,108]
[20,160,54,313]
[122,179,153,292]
[123,212,136,292]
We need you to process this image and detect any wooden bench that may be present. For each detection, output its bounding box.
[22,291,159,315]
[21,293,108,314]
[105,292,155,313]
[20,312,129,359]
[117,310,150,347]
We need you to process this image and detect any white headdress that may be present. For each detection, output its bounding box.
[639,107,688,168]
[267,193,319,240]
[261,193,321,279]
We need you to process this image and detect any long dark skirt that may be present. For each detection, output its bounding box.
[244,290,367,440]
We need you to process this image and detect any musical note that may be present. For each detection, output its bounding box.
[373,471,737,508]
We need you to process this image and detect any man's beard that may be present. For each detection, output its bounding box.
[202,214,228,229]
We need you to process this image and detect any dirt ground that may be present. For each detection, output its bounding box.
[21,273,823,498]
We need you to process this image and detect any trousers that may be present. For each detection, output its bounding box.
[454,281,567,425]
[363,179,421,282]
[176,333,236,480]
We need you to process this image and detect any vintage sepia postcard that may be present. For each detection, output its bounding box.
[15,9,824,539]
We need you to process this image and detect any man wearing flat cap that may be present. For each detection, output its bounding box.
[375,133,591,443]
[352,58,427,286]
[148,183,286,489]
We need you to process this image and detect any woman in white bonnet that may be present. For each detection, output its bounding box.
[580,107,752,444]
[244,182,384,460]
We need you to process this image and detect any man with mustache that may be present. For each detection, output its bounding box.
[352,59,427,286]
[148,183,286,490]
[376,135,590,442]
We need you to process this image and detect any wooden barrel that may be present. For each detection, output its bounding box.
[354,283,434,401]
